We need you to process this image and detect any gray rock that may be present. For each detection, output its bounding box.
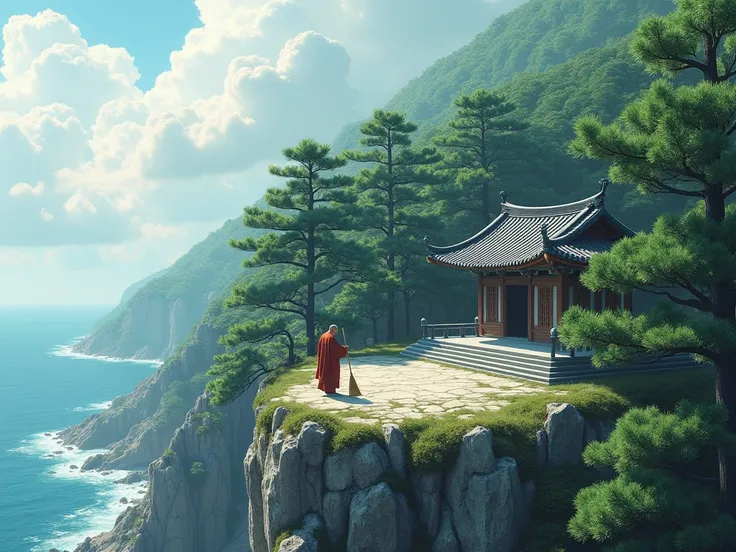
[544,403,585,466]
[412,472,443,538]
[583,421,598,446]
[536,430,548,466]
[432,508,460,552]
[352,442,389,489]
[81,454,105,471]
[114,471,148,484]
[323,490,353,545]
[262,423,328,551]
[245,439,267,552]
[277,514,323,552]
[347,483,410,552]
[593,419,615,442]
[297,422,328,467]
[521,480,535,527]
[325,449,354,491]
[445,427,523,552]
[383,424,406,476]
[272,406,289,434]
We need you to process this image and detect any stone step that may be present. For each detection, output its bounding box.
[413,338,594,368]
[403,339,702,385]
[406,341,558,373]
[401,349,553,384]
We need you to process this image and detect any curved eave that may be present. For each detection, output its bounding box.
[425,211,509,254]
[427,252,588,272]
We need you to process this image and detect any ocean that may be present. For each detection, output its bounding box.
[0,307,160,552]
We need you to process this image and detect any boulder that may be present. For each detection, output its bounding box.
[81,453,105,471]
[245,439,266,552]
[325,449,354,491]
[544,403,584,466]
[352,442,389,489]
[383,424,407,476]
[432,508,460,552]
[535,430,548,466]
[445,428,523,552]
[412,472,443,538]
[262,423,328,551]
[347,483,411,552]
[272,406,289,434]
[277,514,323,552]
[323,490,353,545]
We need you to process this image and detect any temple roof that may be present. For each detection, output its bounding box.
[425,180,635,271]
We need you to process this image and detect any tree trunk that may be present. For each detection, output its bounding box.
[704,186,736,516]
[716,356,736,517]
[371,317,379,345]
[482,180,490,226]
[386,134,396,342]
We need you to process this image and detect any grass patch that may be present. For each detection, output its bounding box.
[273,530,293,552]
[256,401,383,454]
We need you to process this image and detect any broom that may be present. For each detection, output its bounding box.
[342,328,362,397]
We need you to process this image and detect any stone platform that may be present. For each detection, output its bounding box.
[271,355,549,424]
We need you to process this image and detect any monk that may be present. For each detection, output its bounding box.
[315,324,348,394]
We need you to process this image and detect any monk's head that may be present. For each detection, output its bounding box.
[329,324,338,336]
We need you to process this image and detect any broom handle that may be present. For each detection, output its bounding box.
[341,328,353,375]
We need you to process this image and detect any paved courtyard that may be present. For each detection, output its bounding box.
[271,356,549,424]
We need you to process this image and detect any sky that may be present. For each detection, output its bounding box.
[0,0,511,306]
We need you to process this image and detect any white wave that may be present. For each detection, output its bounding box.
[49,343,163,368]
[11,432,149,552]
[72,401,113,412]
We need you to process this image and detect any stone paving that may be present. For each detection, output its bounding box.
[271,355,548,424]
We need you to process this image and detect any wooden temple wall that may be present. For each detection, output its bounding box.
[478,273,633,342]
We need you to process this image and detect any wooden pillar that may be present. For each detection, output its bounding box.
[477,274,483,336]
[527,271,534,341]
[557,271,565,326]
[500,272,506,337]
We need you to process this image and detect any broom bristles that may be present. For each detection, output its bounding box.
[348,371,362,397]
[342,328,362,397]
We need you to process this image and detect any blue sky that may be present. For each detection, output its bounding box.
[0,0,200,89]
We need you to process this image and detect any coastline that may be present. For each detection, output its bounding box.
[13,429,148,552]
[10,337,158,552]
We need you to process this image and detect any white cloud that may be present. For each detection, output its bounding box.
[0,0,517,302]
[9,181,43,197]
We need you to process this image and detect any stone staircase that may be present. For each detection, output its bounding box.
[401,338,701,385]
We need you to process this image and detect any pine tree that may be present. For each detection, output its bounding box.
[343,110,441,341]
[560,0,736,515]
[569,401,736,551]
[228,138,363,357]
[434,88,529,227]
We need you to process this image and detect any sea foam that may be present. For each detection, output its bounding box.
[11,431,148,552]
[49,336,163,368]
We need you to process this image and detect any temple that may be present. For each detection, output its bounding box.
[424,179,634,343]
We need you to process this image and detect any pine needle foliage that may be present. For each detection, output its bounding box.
[569,401,736,551]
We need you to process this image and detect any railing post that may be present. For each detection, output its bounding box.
[474,316,479,336]
[421,318,427,339]
[550,327,558,359]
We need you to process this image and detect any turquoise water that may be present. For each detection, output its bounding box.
[0,307,159,552]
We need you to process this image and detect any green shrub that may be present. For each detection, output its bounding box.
[189,461,207,479]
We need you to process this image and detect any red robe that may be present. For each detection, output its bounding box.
[315,332,348,393]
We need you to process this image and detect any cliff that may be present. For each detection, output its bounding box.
[72,382,260,552]
[59,324,223,470]
[245,402,613,552]
[71,217,261,361]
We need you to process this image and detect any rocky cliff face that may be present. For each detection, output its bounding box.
[59,324,223,470]
[246,402,613,552]
[72,383,260,552]
[72,293,206,360]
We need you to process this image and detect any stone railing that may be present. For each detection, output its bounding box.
[420,317,480,339]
